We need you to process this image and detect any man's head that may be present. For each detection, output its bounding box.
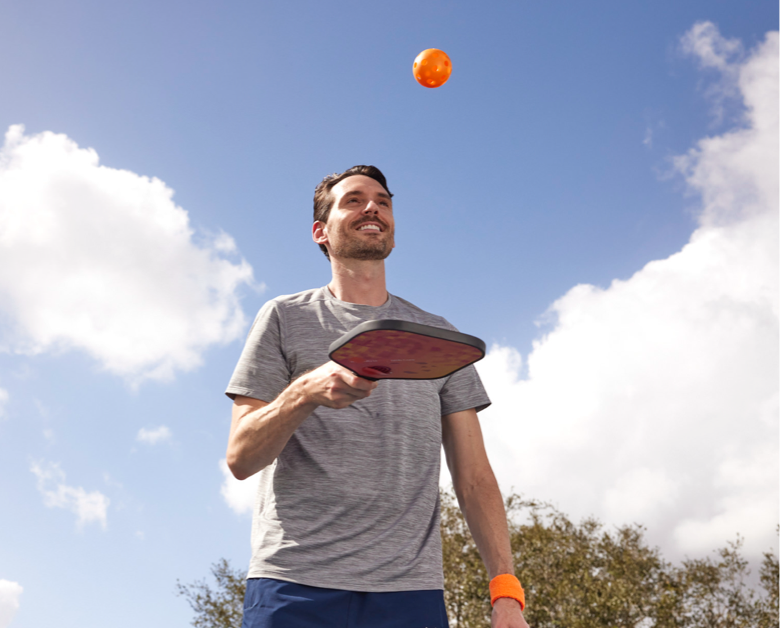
[313,166,394,261]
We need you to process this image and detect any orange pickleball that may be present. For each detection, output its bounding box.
[413,49,452,88]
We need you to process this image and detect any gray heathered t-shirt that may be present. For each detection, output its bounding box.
[225,287,491,592]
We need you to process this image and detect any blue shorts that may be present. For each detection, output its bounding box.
[241,577,450,628]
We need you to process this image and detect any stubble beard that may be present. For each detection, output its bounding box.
[330,226,395,261]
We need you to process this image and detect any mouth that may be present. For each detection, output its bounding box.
[355,221,384,233]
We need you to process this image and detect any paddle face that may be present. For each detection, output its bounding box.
[328,320,485,380]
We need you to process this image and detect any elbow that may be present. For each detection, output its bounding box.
[226,448,270,480]
[453,467,497,501]
[226,449,251,481]
[230,467,251,482]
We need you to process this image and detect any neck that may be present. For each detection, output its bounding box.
[328,258,388,306]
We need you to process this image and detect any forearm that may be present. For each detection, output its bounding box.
[227,364,378,480]
[455,471,514,579]
[227,379,318,479]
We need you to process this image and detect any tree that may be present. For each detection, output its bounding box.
[177,558,246,628]
[669,540,762,628]
[757,549,780,628]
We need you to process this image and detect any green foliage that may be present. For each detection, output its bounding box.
[176,558,246,628]
[670,540,761,628]
[757,550,780,628]
[511,500,664,627]
[179,493,779,628]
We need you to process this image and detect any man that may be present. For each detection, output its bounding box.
[226,166,528,628]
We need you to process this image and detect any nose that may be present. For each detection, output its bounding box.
[363,200,380,214]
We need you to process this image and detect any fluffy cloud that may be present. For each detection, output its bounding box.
[472,24,778,560]
[0,580,22,628]
[680,21,744,121]
[136,425,172,445]
[0,127,256,384]
[219,458,259,516]
[0,387,7,419]
[31,461,110,529]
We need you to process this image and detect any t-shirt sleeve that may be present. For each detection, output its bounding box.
[225,300,292,402]
[439,364,491,415]
[435,316,491,415]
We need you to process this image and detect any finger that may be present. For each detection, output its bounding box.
[340,385,373,400]
[348,374,380,390]
[330,363,377,385]
[333,370,378,392]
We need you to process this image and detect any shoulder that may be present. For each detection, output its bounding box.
[259,287,329,314]
[389,293,457,332]
[247,288,329,335]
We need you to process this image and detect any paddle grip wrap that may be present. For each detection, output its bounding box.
[489,574,525,610]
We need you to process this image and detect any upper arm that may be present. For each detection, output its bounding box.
[441,408,494,491]
[225,301,291,405]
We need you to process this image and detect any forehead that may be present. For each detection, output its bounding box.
[331,175,389,200]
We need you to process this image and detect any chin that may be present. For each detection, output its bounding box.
[334,242,394,261]
[353,249,393,261]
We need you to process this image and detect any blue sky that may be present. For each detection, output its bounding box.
[0,1,777,627]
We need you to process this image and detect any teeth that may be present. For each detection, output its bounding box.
[358,224,380,231]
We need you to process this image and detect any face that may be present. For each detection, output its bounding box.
[314,175,395,261]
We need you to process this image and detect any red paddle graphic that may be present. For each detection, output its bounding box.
[329,320,486,380]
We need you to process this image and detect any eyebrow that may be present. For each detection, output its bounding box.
[343,190,392,201]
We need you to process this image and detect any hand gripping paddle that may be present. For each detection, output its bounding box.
[328,320,486,381]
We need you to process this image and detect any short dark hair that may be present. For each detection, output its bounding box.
[313,165,393,260]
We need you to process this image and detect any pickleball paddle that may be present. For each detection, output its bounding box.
[328,320,486,380]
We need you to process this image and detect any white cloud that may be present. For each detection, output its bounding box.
[603,467,679,524]
[470,25,778,560]
[219,458,259,516]
[0,387,7,419]
[0,580,22,628]
[680,21,745,122]
[136,425,172,445]
[0,127,257,385]
[681,21,743,73]
[31,461,110,529]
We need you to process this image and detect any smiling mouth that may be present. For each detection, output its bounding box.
[356,223,383,233]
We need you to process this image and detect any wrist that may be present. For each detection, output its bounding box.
[493,597,523,611]
[288,373,320,412]
[489,573,525,611]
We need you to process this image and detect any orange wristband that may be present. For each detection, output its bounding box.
[489,574,525,610]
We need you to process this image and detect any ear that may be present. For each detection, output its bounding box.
[312,221,328,245]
